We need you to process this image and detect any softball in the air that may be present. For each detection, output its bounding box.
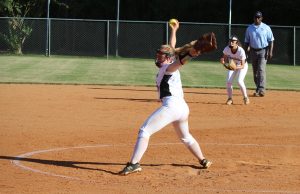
[169,18,178,27]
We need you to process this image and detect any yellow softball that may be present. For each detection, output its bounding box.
[169,18,178,27]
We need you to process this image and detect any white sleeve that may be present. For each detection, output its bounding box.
[240,47,246,60]
[267,26,275,41]
[223,46,230,56]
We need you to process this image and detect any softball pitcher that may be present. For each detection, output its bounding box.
[220,35,250,105]
[119,21,212,175]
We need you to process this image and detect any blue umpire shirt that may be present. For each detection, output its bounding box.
[244,22,274,49]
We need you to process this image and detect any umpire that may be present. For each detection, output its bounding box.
[244,11,274,97]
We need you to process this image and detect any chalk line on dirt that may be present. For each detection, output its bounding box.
[11,142,300,193]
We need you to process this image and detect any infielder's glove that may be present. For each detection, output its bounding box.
[223,59,237,70]
[175,32,217,57]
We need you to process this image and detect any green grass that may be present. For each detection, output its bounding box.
[0,55,299,90]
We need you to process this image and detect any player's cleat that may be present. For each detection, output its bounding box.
[200,159,212,169]
[253,92,259,97]
[119,162,142,175]
[254,91,265,97]
[259,91,265,97]
[226,98,233,105]
[243,97,250,105]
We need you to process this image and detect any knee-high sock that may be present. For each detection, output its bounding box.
[130,137,149,164]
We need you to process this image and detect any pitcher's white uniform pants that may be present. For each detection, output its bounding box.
[130,96,205,164]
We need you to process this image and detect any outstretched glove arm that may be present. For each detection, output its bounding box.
[175,32,217,65]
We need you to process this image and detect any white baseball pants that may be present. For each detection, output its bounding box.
[226,62,249,98]
[130,96,205,164]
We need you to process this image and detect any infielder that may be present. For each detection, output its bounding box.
[119,20,215,175]
[220,35,250,105]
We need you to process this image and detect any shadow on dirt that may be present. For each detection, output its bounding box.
[0,156,203,175]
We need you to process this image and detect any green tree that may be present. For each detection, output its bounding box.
[0,0,37,54]
[0,0,68,54]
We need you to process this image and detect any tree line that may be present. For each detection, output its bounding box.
[0,0,299,54]
[1,0,299,25]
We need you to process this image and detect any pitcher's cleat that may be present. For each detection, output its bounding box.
[200,159,212,169]
[119,162,142,175]
[243,97,250,105]
[226,98,233,105]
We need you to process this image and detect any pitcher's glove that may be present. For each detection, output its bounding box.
[223,59,237,70]
[194,32,217,54]
[175,32,217,58]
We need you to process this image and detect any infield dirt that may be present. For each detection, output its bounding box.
[0,84,299,193]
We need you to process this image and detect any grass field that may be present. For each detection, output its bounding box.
[0,55,299,90]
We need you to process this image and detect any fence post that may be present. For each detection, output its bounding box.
[294,26,296,66]
[48,19,51,56]
[116,0,120,57]
[107,20,110,59]
[228,0,232,38]
[166,22,169,45]
[46,0,51,57]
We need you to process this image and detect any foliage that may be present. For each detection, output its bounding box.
[0,0,68,54]
[0,0,37,54]
[1,0,299,25]
[0,17,32,54]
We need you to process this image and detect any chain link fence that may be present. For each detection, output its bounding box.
[0,17,299,65]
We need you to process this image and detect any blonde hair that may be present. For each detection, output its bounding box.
[157,45,175,57]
